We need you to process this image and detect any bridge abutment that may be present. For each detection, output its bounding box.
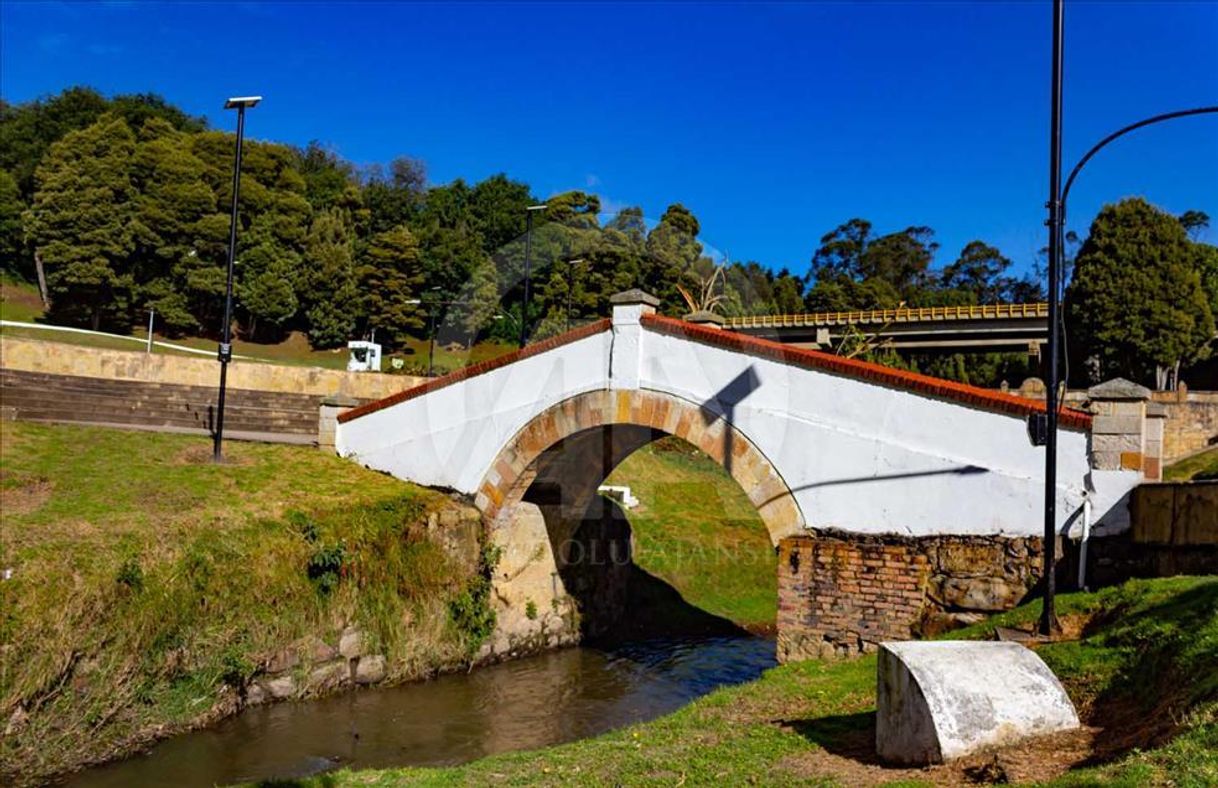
[777,531,1047,662]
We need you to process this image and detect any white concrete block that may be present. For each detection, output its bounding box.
[876,641,1079,764]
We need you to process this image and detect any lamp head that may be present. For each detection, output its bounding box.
[224,96,263,110]
[526,204,548,212]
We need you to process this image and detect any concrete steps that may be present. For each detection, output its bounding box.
[0,368,322,439]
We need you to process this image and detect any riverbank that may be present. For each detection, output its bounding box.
[0,422,493,785]
[0,422,786,784]
[298,576,1218,786]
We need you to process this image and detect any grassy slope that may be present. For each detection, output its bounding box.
[306,576,1218,787]
[1164,447,1218,482]
[1,273,514,372]
[606,437,776,629]
[0,422,481,783]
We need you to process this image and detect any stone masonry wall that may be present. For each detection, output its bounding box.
[0,335,423,401]
[777,531,1043,662]
[1153,390,1218,462]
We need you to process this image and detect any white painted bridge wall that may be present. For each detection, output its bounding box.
[337,307,1138,538]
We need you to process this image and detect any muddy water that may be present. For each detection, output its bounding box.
[67,635,775,787]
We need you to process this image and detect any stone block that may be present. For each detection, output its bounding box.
[355,654,387,685]
[1120,451,1144,471]
[308,661,350,691]
[876,641,1079,765]
[339,627,364,659]
[1091,415,1144,435]
[936,576,1024,612]
[264,675,296,700]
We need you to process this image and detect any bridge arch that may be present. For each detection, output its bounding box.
[474,388,804,546]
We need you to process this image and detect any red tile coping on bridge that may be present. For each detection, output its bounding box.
[338,313,1091,431]
[641,313,1093,431]
[337,319,613,423]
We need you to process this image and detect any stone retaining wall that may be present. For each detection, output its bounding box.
[0,335,423,400]
[777,531,1044,662]
[1152,390,1218,462]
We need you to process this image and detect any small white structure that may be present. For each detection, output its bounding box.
[346,341,382,373]
[876,641,1079,764]
[598,484,640,509]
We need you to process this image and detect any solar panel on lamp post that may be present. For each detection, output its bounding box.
[213,96,261,463]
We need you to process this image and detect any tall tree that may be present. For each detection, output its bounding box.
[24,113,138,329]
[0,169,26,276]
[302,208,360,348]
[358,224,425,348]
[1066,197,1214,387]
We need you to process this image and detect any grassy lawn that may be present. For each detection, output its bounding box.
[0,422,483,784]
[607,437,776,630]
[282,576,1218,787]
[1164,447,1218,482]
[0,274,44,324]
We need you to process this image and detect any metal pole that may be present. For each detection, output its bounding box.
[1039,0,1065,636]
[213,105,246,463]
[566,266,573,333]
[521,210,534,348]
[146,309,155,354]
[427,310,436,377]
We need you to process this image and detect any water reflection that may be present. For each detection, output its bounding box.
[67,635,775,788]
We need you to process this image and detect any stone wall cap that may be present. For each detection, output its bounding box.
[322,395,361,407]
[609,289,661,307]
[684,310,724,326]
[1087,378,1151,400]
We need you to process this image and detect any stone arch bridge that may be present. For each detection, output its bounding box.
[336,291,1142,659]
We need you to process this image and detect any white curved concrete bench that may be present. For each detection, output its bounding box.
[877,641,1079,764]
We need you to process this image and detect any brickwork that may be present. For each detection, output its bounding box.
[776,531,1045,663]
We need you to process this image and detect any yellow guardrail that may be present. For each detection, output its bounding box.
[723,303,1050,329]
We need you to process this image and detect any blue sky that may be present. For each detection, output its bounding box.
[2,1,1216,278]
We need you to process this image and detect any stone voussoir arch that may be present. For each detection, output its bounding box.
[474,387,805,545]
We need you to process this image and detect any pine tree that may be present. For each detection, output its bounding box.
[302,207,360,347]
[1066,197,1214,387]
[359,224,425,348]
[24,113,138,329]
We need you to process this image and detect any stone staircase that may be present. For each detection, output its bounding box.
[0,368,326,443]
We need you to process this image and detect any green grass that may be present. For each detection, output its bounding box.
[1164,447,1218,482]
[290,576,1218,787]
[0,422,486,784]
[0,274,46,324]
[606,437,776,629]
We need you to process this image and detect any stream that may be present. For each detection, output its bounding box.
[67,634,775,787]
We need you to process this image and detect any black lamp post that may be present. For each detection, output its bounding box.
[213,95,260,463]
[1037,0,1217,636]
[520,204,548,347]
[565,258,586,332]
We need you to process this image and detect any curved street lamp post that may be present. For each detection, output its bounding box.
[1038,1,1216,636]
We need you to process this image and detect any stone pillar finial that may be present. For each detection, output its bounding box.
[1087,378,1152,473]
[608,290,658,390]
[684,310,724,329]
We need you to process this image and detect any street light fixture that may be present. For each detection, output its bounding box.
[520,204,548,348]
[212,94,261,463]
[1036,0,1217,636]
[565,258,587,332]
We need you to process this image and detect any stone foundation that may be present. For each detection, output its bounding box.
[777,531,1044,662]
